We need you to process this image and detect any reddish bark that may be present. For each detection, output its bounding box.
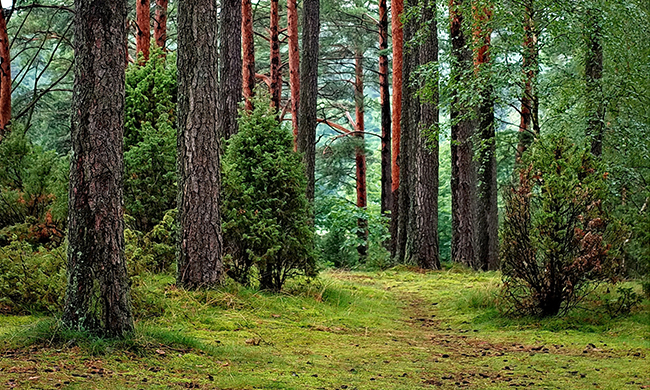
[390,0,404,256]
[269,0,281,110]
[391,0,403,196]
[379,0,391,216]
[516,0,538,160]
[136,0,150,62]
[473,3,499,271]
[242,0,255,111]
[0,9,10,138]
[154,0,168,50]
[287,0,300,149]
[354,52,368,258]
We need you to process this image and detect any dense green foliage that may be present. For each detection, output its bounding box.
[222,94,316,291]
[0,129,68,247]
[501,134,621,316]
[124,47,178,231]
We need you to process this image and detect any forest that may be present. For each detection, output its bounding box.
[0,0,648,388]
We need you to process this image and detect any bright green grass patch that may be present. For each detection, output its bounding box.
[1,269,649,389]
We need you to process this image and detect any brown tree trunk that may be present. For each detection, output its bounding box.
[63,0,134,337]
[516,0,539,160]
[390,0,404,256]
[218,0,243,141]
[474,4,498,271]
[379,0,392,217]
[0,9,11,139]
[242,0,256,111]
[585,7,604,157]
[154,0,168,50]
[269,0,281,110]
[414,0,440,269]
[450,0,478,269]
[176,0,224,289]
[396,0,418,264]
[288,0,300,149]
[136,0,150,62]
[297,0,319,202]
[354,51,368,259]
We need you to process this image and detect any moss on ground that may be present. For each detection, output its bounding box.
[1,269,648,389]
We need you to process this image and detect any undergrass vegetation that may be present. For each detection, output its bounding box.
[1,269,649,389]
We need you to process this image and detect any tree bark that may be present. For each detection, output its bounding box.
[242,0,256,111]
[269,0,281,110]
[390,0,404,256]
[0,9,11,139]
[585,6,604,157]
[414,0,440,270]
[379,0,392,217]
[297,0,319,202]
[136,0,150,62]
[63,0,134,337]
[354,51,368,259]
[154,0,168,50]
[474,4,498,271]
[516,0,539,160]
[396,0,418,264]
[288,0,300,148]
[176,0,224,289]
[450,0,478,269]
[218,0,243,141]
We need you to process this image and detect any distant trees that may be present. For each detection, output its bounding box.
[63,0,133,337]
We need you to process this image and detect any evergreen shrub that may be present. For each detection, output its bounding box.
[222,93,316,291]
[124,46,177,232]
[500,134,622,316]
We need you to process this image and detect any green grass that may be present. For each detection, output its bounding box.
[1,269,649,389]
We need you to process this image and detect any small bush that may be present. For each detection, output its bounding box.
[124,47,177,231]
[125,209,177,275]
[0,241,66,314]
[0,128,68,247]
[500,134,622,317]
[222,93,316,291]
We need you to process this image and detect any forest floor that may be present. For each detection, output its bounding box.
[0,268,649,389]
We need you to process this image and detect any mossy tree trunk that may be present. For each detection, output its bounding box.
[63,0,134,337]
[0,8,11,140]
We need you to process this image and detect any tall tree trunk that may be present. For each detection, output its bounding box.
[414,0,440,269]
[0,8,11,139]
[396,0,419,264]
[63,0,133,337]
[379,0,392,217]
[297,0,319,202]
[154,0,168,50]
[136,0,150,62]
[585,6,604,157]
[450,0,477,268]
[516,0,539,160]
[218,0,243,141]
[269,0,281,110]
[176,0,224,289]
[288,0,300,148]
[242,0,256,111]
[474,4,498,271]
[354,51,368,259]
[390,0,404,256]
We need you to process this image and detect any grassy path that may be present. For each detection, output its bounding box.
[1,269,649,389]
